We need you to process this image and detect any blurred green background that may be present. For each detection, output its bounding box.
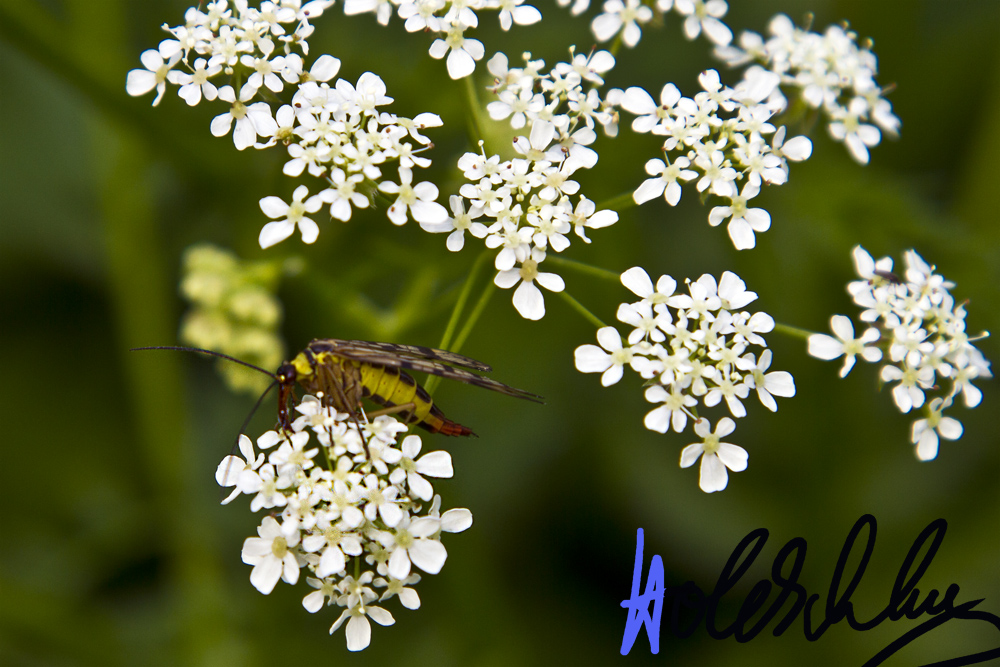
[1,0,997,665]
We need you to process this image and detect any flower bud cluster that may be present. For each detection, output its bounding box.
[126,1,447,248]
[422,49,622,320]
[180,244,285,393]
[575,267,795,492]
[715,14,900,164]
[218,398,471,650]
[807,246,992,461]
[622,68,812,250]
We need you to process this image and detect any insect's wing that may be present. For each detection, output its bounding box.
[326,339,494,372]
[318,339,544,403]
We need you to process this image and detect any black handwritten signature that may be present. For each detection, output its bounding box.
[621,515,1000,665]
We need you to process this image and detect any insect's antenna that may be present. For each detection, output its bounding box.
[240,378,280,435]
[219,378,281,503]
[130,346,277,379]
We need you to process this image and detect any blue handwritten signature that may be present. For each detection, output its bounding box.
[621,515,1000,665]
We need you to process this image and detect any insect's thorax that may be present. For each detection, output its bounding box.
[292,349,364,413]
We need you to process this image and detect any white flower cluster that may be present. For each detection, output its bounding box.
[622,69,812,250]
[585,0,733,49]
[575,267,795,492]
[126,1,447,248]
[343,0,541,78]
[179,244,285,393]
[255,70,446,247]
[715,14,900,164]
[217,399,471,650]
[422,49,622,320]
[126,0,335,109]
[808,246,992,462]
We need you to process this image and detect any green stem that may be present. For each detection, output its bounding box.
[608,32,624,58]
[453,280,498,353]
[596,190,639,213]
[463,73,487,146]
[425,271,497,395]
[773,322,817,340]
[545,256,621,283]
[558,290,607,329]
[437,249,492,352]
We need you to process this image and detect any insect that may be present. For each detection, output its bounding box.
[134,338,543,437]
[871,269,902,285]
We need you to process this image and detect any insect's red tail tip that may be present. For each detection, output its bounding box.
[438,421,476,437]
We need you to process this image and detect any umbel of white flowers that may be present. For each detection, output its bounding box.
[217,398,471,651]
[575,267,795,493]
[126,1,448,245]
[808,246,991,462]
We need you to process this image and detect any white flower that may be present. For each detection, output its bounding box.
[241,516,302,594]
[880,364,934,414]
[674,0,732,46]
[494,250,565,320]
[428,26,485,79]
[302,577,338,613]
[620,267,678,314]
[807,315,882,377]
[168,57,221,106]
[268,430,319,476]
[249,463,292,512]
[211,84,278,150]
[680,417,747,492]
[303,521,364,578]
[911,398,963,461]
[376,574,422,610]
[496,0,542,31]
[378,167,448,226]
[575,326,639,386]
[389,435,454,501]
[258,185,324,248]
[567,196,618,243]
[216,434,265,504]
[717,271,758,310]
[746,349,795,412]
[633,157,697,206]
[592,0,653,47]
[828,97,881,165]
[126,48,180,105]
[320,168,370,222]
[358,474,403,527]
[643,384,697,433]
[381,516,448,580]
[707,181,770,250]
[329,602,395,651]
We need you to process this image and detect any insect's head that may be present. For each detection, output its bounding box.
[276,362,297,385]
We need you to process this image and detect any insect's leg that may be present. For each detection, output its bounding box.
[352,406,374,462]
[365,402,417,422]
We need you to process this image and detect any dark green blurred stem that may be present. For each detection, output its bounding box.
[773,322,815,340]
[78,0,231,660]
[596,189,638,213]
[96,104,231,667]
[558,291,607,329]
[546,255,621,282]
